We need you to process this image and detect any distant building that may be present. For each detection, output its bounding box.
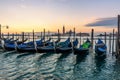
[76,33,89,36]
[97,33,110,36]
[63,26,65,35]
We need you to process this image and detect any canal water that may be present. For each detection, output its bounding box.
[0,50,120,80]
[0,36,120,80]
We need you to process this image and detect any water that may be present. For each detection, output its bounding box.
[0,36,119,80]
[0,50,120,80]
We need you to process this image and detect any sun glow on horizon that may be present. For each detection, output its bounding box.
[0,0,118,34]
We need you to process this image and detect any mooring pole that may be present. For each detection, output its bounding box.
[33,30,34,43]
[58,29,60,40]
[28,33,30,41]
[80,32,81,45]
[16,32,17,40]
[91,29,94,49]
[44,28,45,42]
[0,24,1,40]
[104,32,106,45]
[116,32,119,56]
[117,15,120,56]
[48,30,50,39]
[109,33,112,53]
[73,27,75,40]
[7,32,9,39]
[22,32,24,42]
[12,33,14,40]
[69,29,72,38]
[112,29,115,53]
[41,32,42,38]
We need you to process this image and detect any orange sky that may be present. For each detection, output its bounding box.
[0,0,118,34]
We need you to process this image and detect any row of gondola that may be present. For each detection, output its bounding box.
[0,37,107,56]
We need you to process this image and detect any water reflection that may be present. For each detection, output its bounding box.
[58,53,71,60]
[75,52,88,65]
[0,50,120,80]
[95,55,106,72]
[54,53,74,80]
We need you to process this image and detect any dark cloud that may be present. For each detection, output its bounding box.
[85,17,117,27]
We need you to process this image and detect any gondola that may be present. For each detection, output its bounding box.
[15,41,36,52]
[74,38,91,55]
[95,38,107,56]
[15,38,51,52]
[36,38,60,53]
[1,38,28,51]
[56,38,78,53]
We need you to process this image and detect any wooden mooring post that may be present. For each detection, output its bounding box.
[43,28,45,41]
[22,32,24,42]
[116,32,119,56]
[41,32,42,38]
[7,32,9,39]
[109,33,112,53]
[79,32,81,45]
[104,32,106,45]
[91,29,94,49]
[12,33,14,40]
[116,15,120,57]
[73,27,76,40]
[28,33,30,41]
[112,29,115,53]
[33,30,35,43]
[0,24,1,40]
[47,30,50,39]
[16,32,17,40]
[116,15,120,58]
[58,29,60,40]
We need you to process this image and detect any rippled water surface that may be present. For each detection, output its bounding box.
[0,49,120,80]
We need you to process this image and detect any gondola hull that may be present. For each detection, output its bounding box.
[95,47,106,56]
[56,47,72,53]
[16,47,36,53]
[37,47,55,53]
[95,38,107,56]
[74,48,89,55]
[4,44,15,51]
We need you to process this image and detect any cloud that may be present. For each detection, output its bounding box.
[85,17,117,27]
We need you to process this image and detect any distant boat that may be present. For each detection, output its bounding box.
[95,38,107,56]
[74,38,91,55]
[56,38,78,53]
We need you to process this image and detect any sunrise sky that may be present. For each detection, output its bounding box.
[0,0,119,33]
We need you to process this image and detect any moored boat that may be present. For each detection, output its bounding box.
[74,38,91,55]
[1,38,27,51]
[95,38,107,56]
[36,38,60,53]
[56,38,78,53]
[15,38,52,52]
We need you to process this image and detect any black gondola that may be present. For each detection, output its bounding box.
[15,38,51,52]
[1,38,27,51]
[56,38,78,53]
[74,38,91,55]
[36,38,60,53]
[95,38,107,56]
